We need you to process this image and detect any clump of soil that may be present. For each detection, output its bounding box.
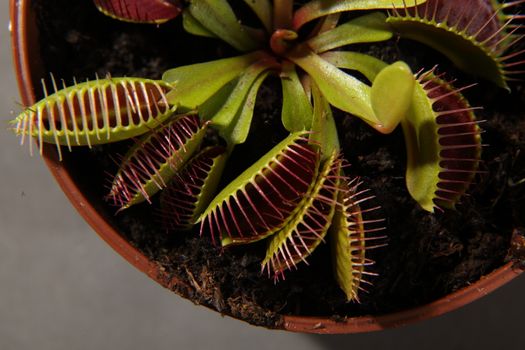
[31,0,525,328]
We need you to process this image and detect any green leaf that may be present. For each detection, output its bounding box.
[311,13,341,36]
[281,62,313,132]
[308,12,393,53]
[182,9,217,38]
[402,81,442,212]
[386,12,510,89]
[370,61,415,134]
[287,46,380,126]
[198,80,237,121]
[242,0,273,33]
[188,0,258,51]
[211,60,275,132]
[190,149,229,221]
[12,77,175,159]
[292,0,428,30]
[221,71,270,146]
[162,52,263,109]
[310,82,339,159]
[316,54,415,134]
[320,51,387,83]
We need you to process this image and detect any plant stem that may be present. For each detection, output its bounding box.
[270,29,298,55]
[273,0,293,29]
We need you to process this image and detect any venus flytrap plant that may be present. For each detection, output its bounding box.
[11,0,525,303]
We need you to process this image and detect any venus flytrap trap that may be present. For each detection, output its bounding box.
[93,0,183,24]
[404,70,484,212]
[12,77,174,159]
[386,0,525,89]
[11,0,525,303]
[106,113,209,210]
[158,145,228,231]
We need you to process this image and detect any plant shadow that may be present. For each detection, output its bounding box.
[306,276,525,350]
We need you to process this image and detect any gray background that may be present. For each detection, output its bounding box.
[1,2,525,349]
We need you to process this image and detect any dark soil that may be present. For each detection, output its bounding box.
[31,0,525,328]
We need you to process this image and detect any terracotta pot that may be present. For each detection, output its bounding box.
[11,0,524,334]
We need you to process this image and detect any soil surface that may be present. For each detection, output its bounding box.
[31,0,525,327]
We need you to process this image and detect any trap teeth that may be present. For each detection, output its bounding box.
[107,113,207,211]
[261,152,342,280]
[198,132,321,246]
[388,0,525,88]
[93,0,182,24]
[158,146,227,232]
[403,70,482,212]
[13,77,174,160]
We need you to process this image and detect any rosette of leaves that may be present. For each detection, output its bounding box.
[11,0,524,302]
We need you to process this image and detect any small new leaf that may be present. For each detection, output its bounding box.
[182,9,218,38]
[281,62,313,133]
[308,12,393,53]
[188,0,259,51]
[371,61,415,134]
[287,45,380,127]
[210,60,275,140]
[321,51,388,83]
[221,71,271,146]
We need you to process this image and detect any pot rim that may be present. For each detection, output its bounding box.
[11,0,524,334]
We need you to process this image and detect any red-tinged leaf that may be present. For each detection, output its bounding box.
[159,146,227,232]
[330,178,386,302]
[403,70,483,212]
[107,113,208,211]
[261,152,342,281]
[93,0,182,24]
[198,133,321,246]
[12,77,174,160]
[387,0,525,88]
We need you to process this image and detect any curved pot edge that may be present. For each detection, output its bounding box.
[10,0,524,334]
[282,263,523,334]
[9,0,165,284]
